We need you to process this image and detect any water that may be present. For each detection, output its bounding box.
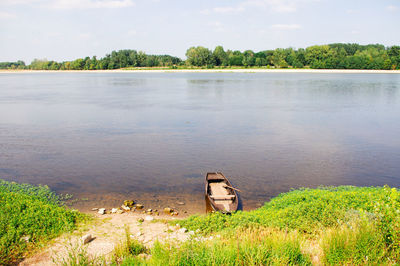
[0,72,399,213]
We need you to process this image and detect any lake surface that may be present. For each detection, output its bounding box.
[1,72,399,212]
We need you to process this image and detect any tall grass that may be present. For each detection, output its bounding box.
[0,179,85,264]
[129,228,311,265]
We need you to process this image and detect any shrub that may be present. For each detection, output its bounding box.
[0,179,84,264]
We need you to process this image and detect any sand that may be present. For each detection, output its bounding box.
[20,211,192,265]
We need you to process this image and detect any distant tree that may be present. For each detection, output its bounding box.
[272,49,288,68]
[213,46,228,66]
[186,46,214,66]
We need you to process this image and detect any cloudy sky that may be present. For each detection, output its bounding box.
[0,0,399,63]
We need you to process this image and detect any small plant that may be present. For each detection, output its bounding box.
[55,242,103,266]
[112,226,147,263]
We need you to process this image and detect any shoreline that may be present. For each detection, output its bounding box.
[1,68,400,74]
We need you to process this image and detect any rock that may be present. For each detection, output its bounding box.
[175,224,181,229]
[121,205,130,211]
[135,204,144,210]
[116,209,124,214]
[163,207,173,214]
[20,235,30,243]
[138,253,150,260]
[91,208,98,211]
[124,200,135,208]
[111,208,118,214]
[144,215,154,221]
[137,232,143,237]
[178,228,187,233]
[138,218,144,223]
[177,201,185,205]
[188,231,195,235]
[82,234,94,244]
[172,212,179,216]
[146,208,152,214]
[98,208,106,215]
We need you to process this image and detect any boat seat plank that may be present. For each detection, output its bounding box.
[210,195,235,200]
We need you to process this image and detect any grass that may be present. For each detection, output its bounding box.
[179,186,399,233]
[0,179,86,265]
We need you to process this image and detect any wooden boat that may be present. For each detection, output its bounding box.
[205,172,239,213]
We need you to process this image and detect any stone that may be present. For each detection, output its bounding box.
[177,201,185,205]
[116,209,124,214]
[82,234,94,244]
[175,224,181,229]
[124,200,135,208]
[172,212,179,216]
[137,232,143,237]
[188,231,195,235]
[146,208,152,213]
[138,218,144,223]
[178,228,187,233]
[163,207,173,214]
[98,208,106,215]
[111,208,118,214]
[135,204,144,210]
[91,208,98,211]
[144,215,154,221]
[121,205,130,211]
[20,235,30,243]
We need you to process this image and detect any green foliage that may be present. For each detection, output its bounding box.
[113,226,147,263]
[0,179,84,264]
[321,219,386,265]
[2,43,399,70]
[146,228,310,265]
[180,186,400,234]
[185,46,215,67]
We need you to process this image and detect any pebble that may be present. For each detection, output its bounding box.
[111,208,118,214]
[163,207,173,214]
[121,205,130,211]
[91,208,98,211]
[21,235,30,243]
[178,228,188,233]
[124,200,135,208]
[137,232,143,237]
[135,204,144,210]
[98,208,106,215]
[82,234,94,244]
[188,231,195,235]
[144,215,154,221]
[138,218,144,223]
[177,201,185,205]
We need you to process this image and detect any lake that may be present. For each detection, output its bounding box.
[0,72,399,213]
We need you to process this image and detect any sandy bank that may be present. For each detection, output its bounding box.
[1,69,400,74]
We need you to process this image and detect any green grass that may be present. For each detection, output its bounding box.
[119,228,311,265]
[0,179,86,265]
[179,186,399,234]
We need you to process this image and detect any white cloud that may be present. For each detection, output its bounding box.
[387,5,398,11]
[208,21,225,32]
[127,30,137,36]
[212,6,244,14]
[0,11,16,19]
[270,24,302,30]
[48,0,135,9]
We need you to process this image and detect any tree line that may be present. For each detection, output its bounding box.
[1,43,400,70]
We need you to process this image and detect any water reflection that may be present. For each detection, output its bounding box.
[0,72,399,213]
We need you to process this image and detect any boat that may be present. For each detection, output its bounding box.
[205,172,239,213]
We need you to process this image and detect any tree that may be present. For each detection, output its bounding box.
[272,49,287,68]
[186,46,214,66]
[213,46,228,66]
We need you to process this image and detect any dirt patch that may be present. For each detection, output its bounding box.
[20,212,190,265]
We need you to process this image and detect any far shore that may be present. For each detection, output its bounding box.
[1,68,400,74]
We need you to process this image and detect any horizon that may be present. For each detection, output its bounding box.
[1,0,399,64]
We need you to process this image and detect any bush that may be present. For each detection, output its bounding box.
[0,179,84,264]
[180,186,400,234]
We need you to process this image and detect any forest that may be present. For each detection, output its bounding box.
[1,43,400,70]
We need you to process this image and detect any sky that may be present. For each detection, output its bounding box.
[0,0,399,64]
